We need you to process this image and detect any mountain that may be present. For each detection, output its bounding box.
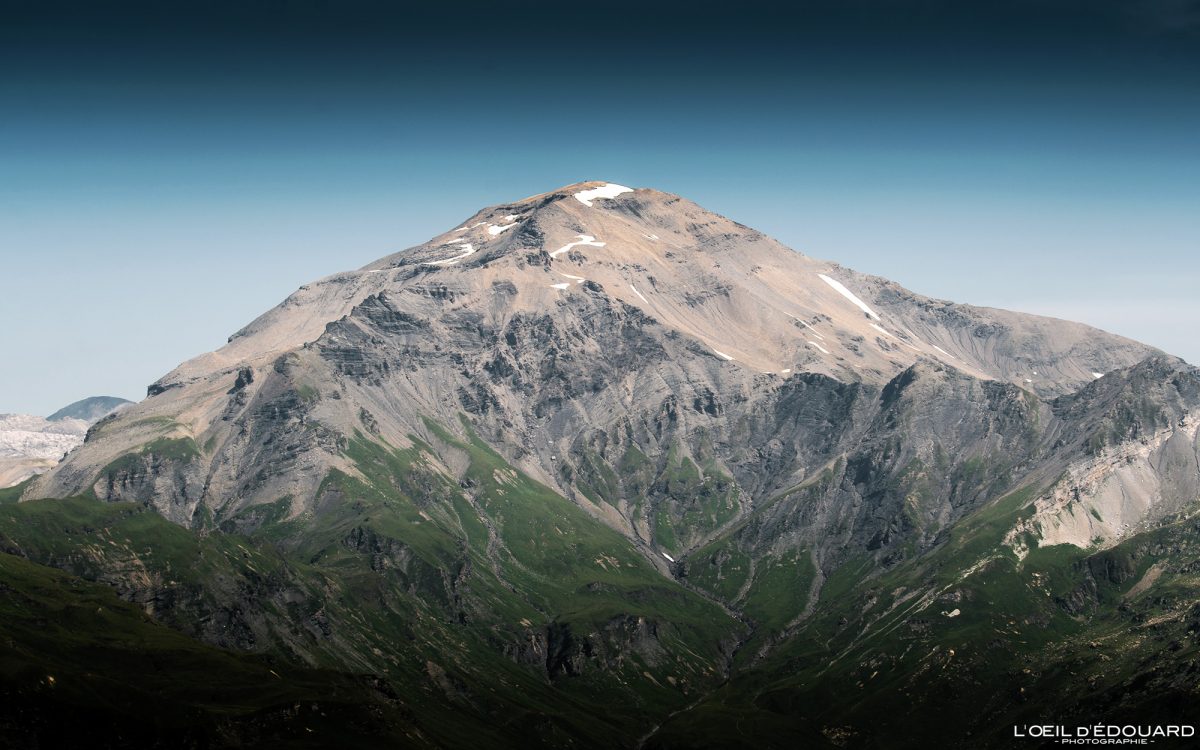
[0,413,85,489]
[0,397,131,489]
[6,182,1198,748]
[46,396,132,423]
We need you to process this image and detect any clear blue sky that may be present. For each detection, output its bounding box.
[2,1,1197,414]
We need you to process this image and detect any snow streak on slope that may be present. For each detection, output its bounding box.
[550,235,605,258]
[487,222,519,236]
[425,243,476,266]
[818,274,880,320]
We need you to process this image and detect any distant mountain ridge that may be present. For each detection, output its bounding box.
[0,396,131,488]
[47,395,132,422]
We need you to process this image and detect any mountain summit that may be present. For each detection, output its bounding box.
[11,182,1199,747]
[156,180,1154,393]
[29,181,1159,524]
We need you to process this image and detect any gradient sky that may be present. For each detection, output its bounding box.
[3,0,1198,414]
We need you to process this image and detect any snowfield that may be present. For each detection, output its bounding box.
[0,414,88,460]
[574,183,633,207]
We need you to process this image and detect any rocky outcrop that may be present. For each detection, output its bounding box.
[1008,357,1200,551]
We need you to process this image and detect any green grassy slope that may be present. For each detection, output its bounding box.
[0,417,741,748]
[0,551,424,749]
[5,407,1197,749]
[650,486,1200,748]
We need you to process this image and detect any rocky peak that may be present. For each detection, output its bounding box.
[29,181,1169,527]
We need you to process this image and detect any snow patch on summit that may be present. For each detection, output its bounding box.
[574,183,633,207]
